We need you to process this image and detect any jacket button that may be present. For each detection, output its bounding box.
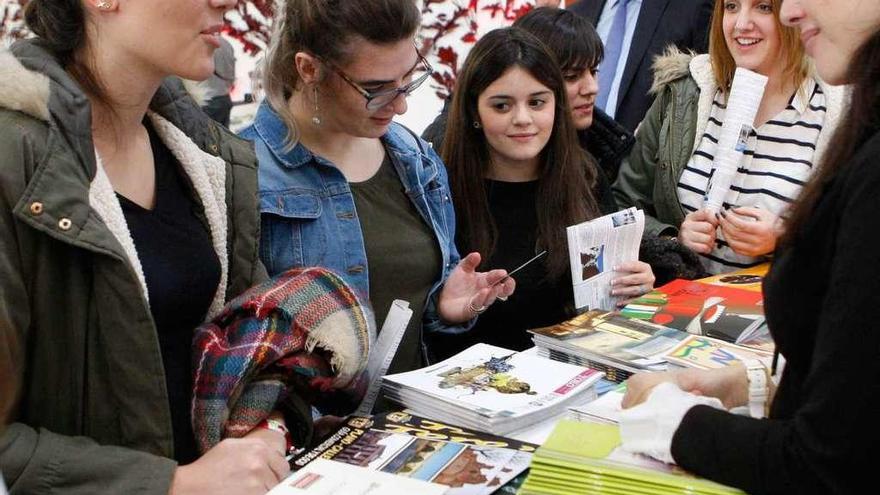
[58,218,72,231]
[29,202,44,215]
[347,265,365,274]
[210,144,219,153]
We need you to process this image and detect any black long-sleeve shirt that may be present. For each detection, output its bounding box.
[671,130,880,494]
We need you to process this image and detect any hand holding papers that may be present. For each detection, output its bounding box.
[567,207,646,311]
[703,68,768,213]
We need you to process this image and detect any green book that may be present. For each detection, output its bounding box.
[522,421,744,495]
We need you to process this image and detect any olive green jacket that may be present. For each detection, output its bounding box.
[0,41,268,494]
[613,49,844,237]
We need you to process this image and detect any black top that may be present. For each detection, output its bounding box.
[671,129,880,494]
[351,152,441,375]
[431,180,576,358]
[119,122,221,464]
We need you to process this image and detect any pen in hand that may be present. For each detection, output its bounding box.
[490,250,548,288]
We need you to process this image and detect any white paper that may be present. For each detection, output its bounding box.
[566,207,645,311]
[703,68,769,212]
[268,459,448,495]
[355,299,413,416]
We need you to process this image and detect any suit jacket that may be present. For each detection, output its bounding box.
[569,0,713,131]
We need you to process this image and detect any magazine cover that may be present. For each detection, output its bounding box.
[291,416,527,495]
[382,344,602,420]
[370,411,538,452]
[664,335,774,370]
[620,279,765,343]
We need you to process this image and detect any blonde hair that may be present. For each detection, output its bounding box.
[708,0,809,92]
[261,0,420,147]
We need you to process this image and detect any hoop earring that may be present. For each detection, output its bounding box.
[473,121,481,129]
[311,86,322,126]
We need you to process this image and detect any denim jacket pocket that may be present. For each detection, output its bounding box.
[259,189,326,276]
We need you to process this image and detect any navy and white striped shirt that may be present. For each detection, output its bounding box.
[677,79,826,273]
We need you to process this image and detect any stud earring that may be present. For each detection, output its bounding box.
[473,121,481,129]
[96,0,113,10]
[311,86,322,126]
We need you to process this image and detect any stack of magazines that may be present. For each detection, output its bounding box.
[381,343,603,435]
[530,310,684,383]
[520,420,744,495]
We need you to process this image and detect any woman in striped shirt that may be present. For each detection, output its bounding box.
[613,0,844,274]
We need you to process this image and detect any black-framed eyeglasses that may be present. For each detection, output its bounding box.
[328,52,433,111]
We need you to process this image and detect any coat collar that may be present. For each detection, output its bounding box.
[2,40,234,318]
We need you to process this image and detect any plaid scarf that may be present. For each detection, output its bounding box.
[192,267,373,453]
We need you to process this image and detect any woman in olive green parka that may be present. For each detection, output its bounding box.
[0,1,303,494]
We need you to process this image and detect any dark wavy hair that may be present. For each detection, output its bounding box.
[513,6,604,72]
[442,27,600,280]
[24,0,111,107]
[782,29,880,245]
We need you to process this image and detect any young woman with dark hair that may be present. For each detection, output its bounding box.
[434,27,654,358]
[242,0,514,376]
[620,1,880,493]
[0,0,297,493]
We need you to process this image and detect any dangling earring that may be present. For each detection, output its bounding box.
[473,121,481,129]
[311,86,322,126]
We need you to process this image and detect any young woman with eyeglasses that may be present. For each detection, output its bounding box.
[241,0,514,377]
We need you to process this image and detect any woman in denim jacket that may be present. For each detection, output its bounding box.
[241,0,514,375]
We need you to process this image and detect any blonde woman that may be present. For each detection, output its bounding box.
[613,0,843,274]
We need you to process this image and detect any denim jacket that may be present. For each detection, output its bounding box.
[240,102,469,336]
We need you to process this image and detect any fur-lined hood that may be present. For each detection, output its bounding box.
[0,40,256,318]
[646,46,846,159]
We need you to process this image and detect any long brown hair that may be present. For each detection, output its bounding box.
[24,0,111,108]
[442,27,600,280]
[262,0,420,146]
[783,30,880,244]
[708,0,808,92]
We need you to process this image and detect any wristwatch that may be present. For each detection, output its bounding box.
[743,359,769,418]
[257,417,294,454]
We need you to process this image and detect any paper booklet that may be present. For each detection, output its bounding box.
[567,207,645,311]
[289,415,529,495]
[355,299,413,416]
[269,458,448,495]
[703,67,768,213]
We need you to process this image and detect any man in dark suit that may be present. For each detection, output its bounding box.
[569,0,713,132]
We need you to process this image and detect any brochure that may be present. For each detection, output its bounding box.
[567,207,645,311]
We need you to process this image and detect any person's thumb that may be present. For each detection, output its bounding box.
[457,252,482,273]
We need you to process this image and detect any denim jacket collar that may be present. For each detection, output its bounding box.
[252,101,424,171]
